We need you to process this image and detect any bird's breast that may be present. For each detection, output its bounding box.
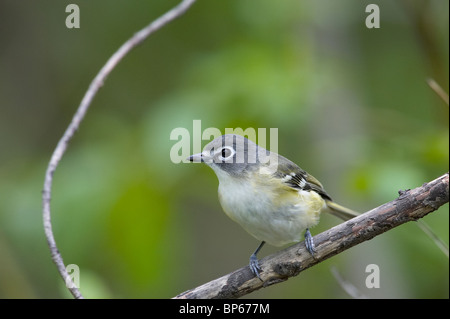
[217,178,326,246]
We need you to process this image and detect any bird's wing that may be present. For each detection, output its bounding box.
[273,155,333,201]
[262,154,359,220]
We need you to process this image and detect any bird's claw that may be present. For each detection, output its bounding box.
[249,254,262,281]
[305,228,317,256]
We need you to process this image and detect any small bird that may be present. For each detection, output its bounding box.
[188,134,358,279]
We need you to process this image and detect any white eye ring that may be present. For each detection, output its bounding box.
[216,146,235,161]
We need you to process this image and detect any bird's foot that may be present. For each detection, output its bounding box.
[249,253,262,281]
[304,228,317,256]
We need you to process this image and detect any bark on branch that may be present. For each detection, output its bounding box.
[174,172,449,299]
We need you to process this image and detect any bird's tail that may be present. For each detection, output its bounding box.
[325,200,359,221]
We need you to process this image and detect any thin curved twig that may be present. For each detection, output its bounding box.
[426,78,449,106]
[42,0,197,299]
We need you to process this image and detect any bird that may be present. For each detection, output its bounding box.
[188,134,358,280]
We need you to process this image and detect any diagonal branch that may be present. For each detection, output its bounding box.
[42,0,197,299]
[174,172,449,299]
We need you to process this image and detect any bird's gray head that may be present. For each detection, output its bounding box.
[188,134,270,177]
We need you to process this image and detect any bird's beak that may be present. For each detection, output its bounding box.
[187,152,211,163]
[187,151,214,163]
[187,153,202,163]
[187,151,213,164]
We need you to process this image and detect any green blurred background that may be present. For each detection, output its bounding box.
[0,0,448,298]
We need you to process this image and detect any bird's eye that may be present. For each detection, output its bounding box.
[217,146,235,161]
